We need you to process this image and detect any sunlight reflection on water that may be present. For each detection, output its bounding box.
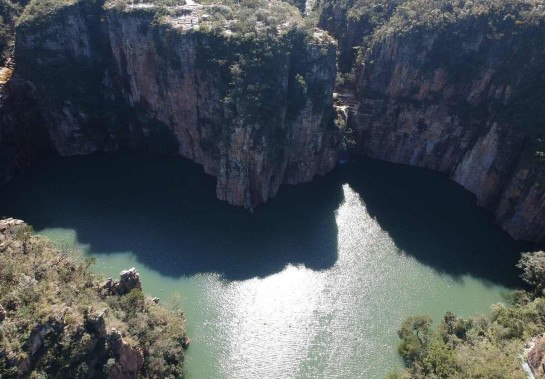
[38,183,515,378]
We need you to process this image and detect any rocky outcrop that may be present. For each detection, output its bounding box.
[343,9,545,243]
[102,267,142,295]
[6,0,342,208]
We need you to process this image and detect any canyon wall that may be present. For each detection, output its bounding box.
[2,0,545,243]
[6,0,342,208]
[334,3,545,242]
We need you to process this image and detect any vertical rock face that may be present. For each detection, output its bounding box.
[348,15,545,242]
[13,0,120,156]
[528,335,545,377]
[0,1,27,185]
[7,0,342,208]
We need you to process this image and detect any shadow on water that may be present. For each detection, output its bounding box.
[339,158,529,288]
[0,152,529,286]
[0,152,342,281]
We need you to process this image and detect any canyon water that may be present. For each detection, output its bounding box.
[0,153,525,378]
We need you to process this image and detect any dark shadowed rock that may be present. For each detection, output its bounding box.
[107,328,144,379]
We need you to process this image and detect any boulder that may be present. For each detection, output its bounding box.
[116,268,141,295]
[101,268,142,296]
[85,310,107,339]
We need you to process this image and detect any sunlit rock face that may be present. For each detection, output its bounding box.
[6,0,342,208]
[343,15,545,243]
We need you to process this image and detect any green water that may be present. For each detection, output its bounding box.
[0,153,526,378]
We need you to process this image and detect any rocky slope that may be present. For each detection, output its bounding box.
[0,218,188,378]
[318,0,545,243]
[3,0,342,208]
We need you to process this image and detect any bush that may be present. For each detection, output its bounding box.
[395,251,545,378]
[517,251,545,294]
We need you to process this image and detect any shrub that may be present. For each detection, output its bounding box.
[395,251,545,377]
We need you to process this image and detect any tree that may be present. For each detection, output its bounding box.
[439,311,470,345]
[398,315,457,377]
[398,316,433,364]
[517,251,545,294]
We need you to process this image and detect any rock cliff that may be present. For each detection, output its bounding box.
[5,0,342,208]
[528,334,545,378]
[318,0,545,243]
[1,0,545,243]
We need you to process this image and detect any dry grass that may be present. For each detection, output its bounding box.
[0,67,12,84]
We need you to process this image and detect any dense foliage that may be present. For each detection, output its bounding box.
[393,251,545,378]
[17,0,79,25]
[105,0,311,36]
[371,0,545,38]
[199,0,307,35]
[0,0,20,63]
[0,220,188,378]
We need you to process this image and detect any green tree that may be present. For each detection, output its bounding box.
[517,251,545,294]
[398,316,433,363]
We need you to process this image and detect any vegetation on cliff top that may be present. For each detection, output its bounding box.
[318,0,545,47]
[196,0,308,35]
[106,0,315,37]
[370,0,545,39]
[0,219,188,378]
[18,0,79,26]
[0,0,20,63]
[318,0,545,72]
[19,0,326,42]
[393,251,545,378]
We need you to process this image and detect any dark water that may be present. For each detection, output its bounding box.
[0,153,526,378]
